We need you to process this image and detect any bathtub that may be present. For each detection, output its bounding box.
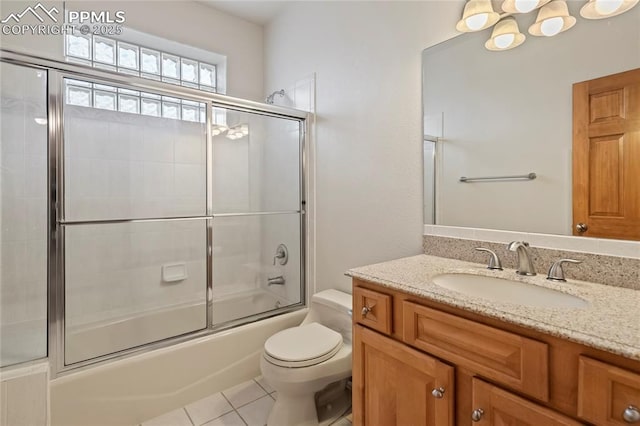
[51,307,306,426]
[211,288,291,325]
[64,289,293,364]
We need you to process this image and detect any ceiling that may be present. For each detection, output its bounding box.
[197,0,288,25]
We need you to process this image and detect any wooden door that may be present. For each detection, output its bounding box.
[470,378,583,425]
[573,68,640,240]
[353,324,454,426]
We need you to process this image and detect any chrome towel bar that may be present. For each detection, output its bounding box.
[459,172,536,183]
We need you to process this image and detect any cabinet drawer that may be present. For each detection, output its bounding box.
[578,356,640,425]
[403,301,549,401]
[353,287,392,335]
[471,378,582,425]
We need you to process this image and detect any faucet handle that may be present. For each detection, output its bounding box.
[547,259,582,282]
[475,248,503,271]
[272,244,289,266]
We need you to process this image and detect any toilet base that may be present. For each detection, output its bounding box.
[316,380,351,426]
[267,379,351,426]
[267,392,317,426]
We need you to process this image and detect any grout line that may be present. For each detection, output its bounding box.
[234,393,272,410]
[182,407,196,426]
[253,378,271,395]
[221,392,248,426]
[224,382,269,411]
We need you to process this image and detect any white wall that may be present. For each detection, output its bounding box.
[264,1,462,292]
[0,0,264,100]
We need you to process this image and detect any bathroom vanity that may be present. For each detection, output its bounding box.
[348,255,640,425]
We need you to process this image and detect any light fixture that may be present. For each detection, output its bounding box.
[485,18,526,50]
[211,124,228,136]
[580,0,639,18]
[456,0,501,32]
[529,0,576,36]
[502,0,551,13]
[458,0,636,51]
[223,124,249,140]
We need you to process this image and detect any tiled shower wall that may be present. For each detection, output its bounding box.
[64,106,211,328]
[63,104,304,328]
[0,63,48,365]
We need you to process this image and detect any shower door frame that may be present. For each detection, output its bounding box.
[0,49,309,378]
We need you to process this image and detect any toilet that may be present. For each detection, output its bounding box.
[260,289,353,426]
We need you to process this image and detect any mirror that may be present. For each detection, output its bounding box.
[422,3,640,235]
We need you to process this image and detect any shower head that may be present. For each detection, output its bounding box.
[265,89,285,104]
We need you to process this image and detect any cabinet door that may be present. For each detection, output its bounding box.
[577,356,640,425]
[353,325,454,426]
[470,378,583,425]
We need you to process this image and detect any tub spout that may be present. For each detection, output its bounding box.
[268,276,286,286]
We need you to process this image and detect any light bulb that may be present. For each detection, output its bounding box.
[594,0,624,14]
[540,16,564,36]
[514,0,539,13]
[465,13,489,30]
[494,33,516,48]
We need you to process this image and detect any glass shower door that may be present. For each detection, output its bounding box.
[0,62,48,367]
[61,77,208,364]
[211,107,304,325]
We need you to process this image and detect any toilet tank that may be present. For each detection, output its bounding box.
[301,289,353,343]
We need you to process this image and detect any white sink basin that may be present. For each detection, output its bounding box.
[432,274,589,308]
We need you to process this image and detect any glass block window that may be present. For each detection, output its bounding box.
[65,79,206,123]
[94,37,116,65]
[65,34,217,92]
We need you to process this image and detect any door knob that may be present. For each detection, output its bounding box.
[576,223,588,233]
[431,387,445,399]
[623,405,640,423]
[471,408,484,422]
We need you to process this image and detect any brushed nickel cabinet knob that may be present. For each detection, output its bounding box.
[623,405,640,423]
[576,223,588,233]
[471,408,484,422]
[431,387,445,399]
[361,306,371,316]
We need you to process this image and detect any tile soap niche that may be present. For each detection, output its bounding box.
[162,262,188,283]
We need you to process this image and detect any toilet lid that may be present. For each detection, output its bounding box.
[264,322,343,368]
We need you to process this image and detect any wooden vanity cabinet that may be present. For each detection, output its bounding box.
[353,325,454,426]
[471,378,582,425]
[352,281,640,426]
[578,357,640,425]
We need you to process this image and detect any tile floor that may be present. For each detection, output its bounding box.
[140,376,351,426]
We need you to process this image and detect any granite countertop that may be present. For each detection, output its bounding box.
[346,254,640,361]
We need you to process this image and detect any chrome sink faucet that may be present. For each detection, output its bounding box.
[507,241,536,276]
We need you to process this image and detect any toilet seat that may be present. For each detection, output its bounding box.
[264,322,343,368]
